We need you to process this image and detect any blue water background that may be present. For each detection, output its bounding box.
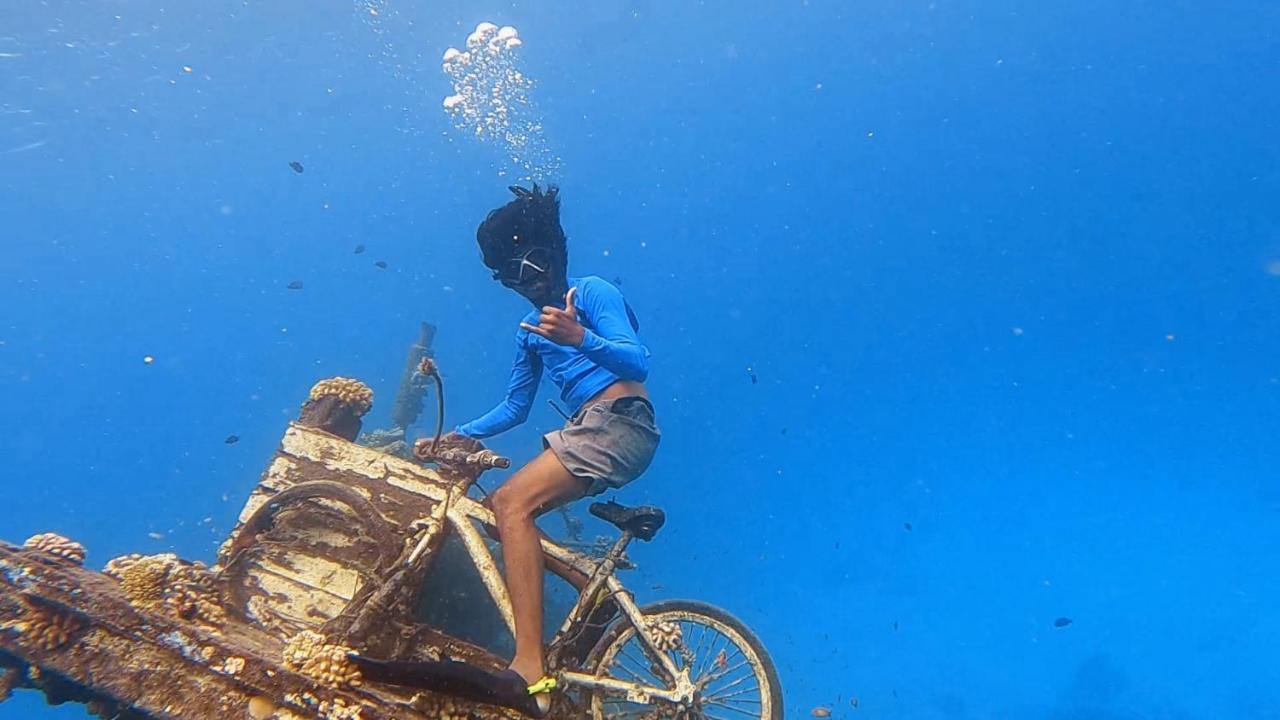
[2,1,1279,718]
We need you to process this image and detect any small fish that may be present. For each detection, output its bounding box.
[354,244,365,254]
[892,620,899,631]
[286,280,303,290]
[850,697,859,708]
[613,275,623,286]
[147,532,165,540]
[1054,617,1073,628]
[903,522,913,532]
[288,161,304,173]
[224,434,240,444]
[374,260,388,269]
[749,371,758,385]
[781,428,788,435]
[811,708,832,718]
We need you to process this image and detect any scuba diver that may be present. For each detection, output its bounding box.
[352,184,660,716]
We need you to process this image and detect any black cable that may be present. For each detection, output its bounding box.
[547,399,570,420]
[429,371,444,453]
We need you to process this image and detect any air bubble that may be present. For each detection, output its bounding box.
[440,22,560,181]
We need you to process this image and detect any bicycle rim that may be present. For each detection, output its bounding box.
[586,600,783,720]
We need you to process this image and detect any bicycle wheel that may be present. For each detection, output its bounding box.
[583,599,784,720]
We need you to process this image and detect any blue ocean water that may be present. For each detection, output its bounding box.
[2,1,1278,718]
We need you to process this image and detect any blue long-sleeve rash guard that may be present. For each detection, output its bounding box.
[456,276,649,439]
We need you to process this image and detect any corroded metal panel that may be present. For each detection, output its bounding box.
[213,423,456,638]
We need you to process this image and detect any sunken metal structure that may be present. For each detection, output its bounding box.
[0,328,784,720]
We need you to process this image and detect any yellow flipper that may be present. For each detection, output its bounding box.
[527,676,557,695]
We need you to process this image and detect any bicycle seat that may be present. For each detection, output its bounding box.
[589,501,665,542]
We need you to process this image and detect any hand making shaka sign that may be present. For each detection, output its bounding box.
[521,286,585,347]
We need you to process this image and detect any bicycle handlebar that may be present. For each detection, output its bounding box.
[419,447,511,470]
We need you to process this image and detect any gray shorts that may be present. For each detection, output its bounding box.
[544,396,660,496]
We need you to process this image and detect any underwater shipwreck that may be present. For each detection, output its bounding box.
[0,325,783,720]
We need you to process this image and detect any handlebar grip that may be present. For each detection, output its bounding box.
[476,450,512,469]
[423,447,511,470]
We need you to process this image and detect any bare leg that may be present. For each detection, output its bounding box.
[481,504,590,591]
[490,449,585,687]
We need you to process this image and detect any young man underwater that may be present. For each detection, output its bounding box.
[351,185,660,716]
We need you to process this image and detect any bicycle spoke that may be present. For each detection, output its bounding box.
[609,656,651,684]
[702,699,765,717]
[616,645,661,683]
[591,608,777,720]
[709,694,763,707]
[705,675,762,703]
[688,620,714,674]
[693,626,726,680]
[701,657,753,692]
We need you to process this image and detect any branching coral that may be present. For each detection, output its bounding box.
[103,553,226,627]
[282,630,362,689]
[23,533,86,566]
[308,378,374,417]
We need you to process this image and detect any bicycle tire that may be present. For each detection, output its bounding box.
[582,599,784,720]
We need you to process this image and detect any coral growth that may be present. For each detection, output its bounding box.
[23,533,86,566]
[11,601,84,651]
[412,693,472,720]
[317,696,365,720]
[287,688,365,720]
[647,619,683,653]
[308,378,374,417]
[103,553,226,627]
[215,656,245,676]
[282,630,362,689]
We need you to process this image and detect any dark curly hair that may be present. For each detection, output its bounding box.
[476,184,567,271]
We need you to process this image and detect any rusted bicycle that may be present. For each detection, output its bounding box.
[373,437,785,719]
[216,362,783,719]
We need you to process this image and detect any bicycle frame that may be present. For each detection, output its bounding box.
[390,469,695,705]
